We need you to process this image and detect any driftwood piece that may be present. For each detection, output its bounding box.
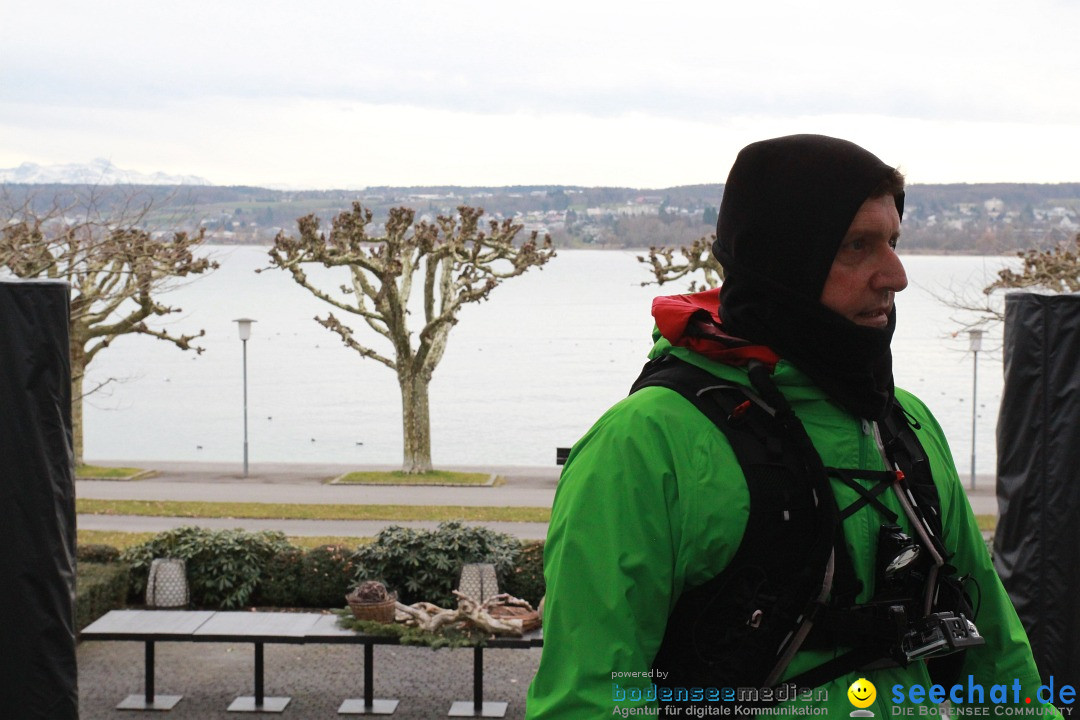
[394,591,535,637]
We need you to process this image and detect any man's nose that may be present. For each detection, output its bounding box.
[873,248,908,293]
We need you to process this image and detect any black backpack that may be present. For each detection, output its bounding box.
[630,354,973,704]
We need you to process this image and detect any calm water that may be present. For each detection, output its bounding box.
[84,248,1015,474]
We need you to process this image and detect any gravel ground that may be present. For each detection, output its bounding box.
[78,639,542,719]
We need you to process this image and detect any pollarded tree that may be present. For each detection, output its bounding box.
[990,231,1080,294]
[267,203,555,474]
[637,234,723,291]
[0,191,217,465]
[938,231,1080,332]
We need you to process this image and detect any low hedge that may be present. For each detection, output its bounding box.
[503,540,545,607]
[121,527,292,609]
[81,525,545,612]
[76,562,130,631]
[300,544,357,607]
[77,543,122,564]
[351,522,521,607]
[254,546,304,607]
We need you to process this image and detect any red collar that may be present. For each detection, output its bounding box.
[652,289,779,368]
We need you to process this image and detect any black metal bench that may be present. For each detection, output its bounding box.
[80,609,542,717]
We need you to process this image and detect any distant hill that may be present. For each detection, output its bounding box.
[2,180,1077,254]
[0,159,211,186]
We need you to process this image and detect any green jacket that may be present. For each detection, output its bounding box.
[526,342,1058,719]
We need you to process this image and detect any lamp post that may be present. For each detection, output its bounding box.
[234,318,256,477]
[968,329,984,490]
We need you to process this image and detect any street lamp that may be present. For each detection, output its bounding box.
[968,328,984,490]
[234,318,256,477]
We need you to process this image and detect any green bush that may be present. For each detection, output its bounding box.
[253,546,304,607]
[76,562,130,631]
[77,543,121,564]
[351,521,521,606]
[503,540,545,607]
[300,544,357,608]
[121,527,292,609]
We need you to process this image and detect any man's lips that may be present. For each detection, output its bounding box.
[855,306,891,327]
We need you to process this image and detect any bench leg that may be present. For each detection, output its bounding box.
[338,642,398,715]
[116,641,182,711]
[228,642,290,713]
[256,642,264,705]
[147,639,155,704]
[448,647,507,718]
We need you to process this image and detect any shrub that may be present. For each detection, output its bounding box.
[351,521,521,606]
[503,539,545,607]
[299,544,357,608]
[77,543,121,564]
[253,546,304,607]
[76,562,130,631]
[121,526,292,609]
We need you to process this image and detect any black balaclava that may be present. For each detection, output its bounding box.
[713,134,905,420]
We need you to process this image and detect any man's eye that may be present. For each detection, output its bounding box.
[845,239,866,252]
[889,237,899,249]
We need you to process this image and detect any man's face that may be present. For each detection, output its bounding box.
[819,194,907,328]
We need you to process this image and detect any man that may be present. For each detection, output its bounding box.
[526,135,1057,718]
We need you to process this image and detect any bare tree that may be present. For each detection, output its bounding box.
[637,234,723,291]
[990,231,1080,293]
[937,231,1080,334]
[0,188,218,465]
[267,203,555,474]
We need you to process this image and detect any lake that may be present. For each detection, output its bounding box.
[83,247,1015,475]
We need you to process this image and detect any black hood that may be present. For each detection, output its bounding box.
[712,134,904,420]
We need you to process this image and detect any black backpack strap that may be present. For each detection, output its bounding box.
[629,354,762,429]
[879,403,948,559]
[829,468,901,522]
[878,401,979,687]
[635,355,841,698]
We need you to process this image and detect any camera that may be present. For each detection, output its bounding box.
[901,611,985,661]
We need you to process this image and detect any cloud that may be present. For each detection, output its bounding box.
[3,0,1079,185]
[6,0,1079,123]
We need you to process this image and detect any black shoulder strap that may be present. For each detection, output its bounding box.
[634,355,840,696]
[879,405,947,558]
[629,353,762,430]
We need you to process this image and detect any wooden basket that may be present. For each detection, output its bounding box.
[346,593,397,623]
[488,604,541,631]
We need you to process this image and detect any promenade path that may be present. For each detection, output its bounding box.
[76,461,999,541]
[77,461,560,540]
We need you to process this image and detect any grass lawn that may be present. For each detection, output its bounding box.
[333,470,497,485]
[75,497,990,533]
[76,464,149,479]
[77,529,371,550]
[75,498,550,523]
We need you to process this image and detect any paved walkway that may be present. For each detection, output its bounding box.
[77,461,561,540]
[77,461,1000,542]
[78,637,542,719]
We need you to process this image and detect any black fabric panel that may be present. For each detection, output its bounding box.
[0,279,78,719]
[995,292,1080,690]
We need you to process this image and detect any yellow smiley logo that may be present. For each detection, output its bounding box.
[848,678,877,709]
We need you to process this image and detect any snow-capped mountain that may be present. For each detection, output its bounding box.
[0,158,212,185]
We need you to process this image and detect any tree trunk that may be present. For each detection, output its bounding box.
[399,370,432,474]
[70,346,85,468]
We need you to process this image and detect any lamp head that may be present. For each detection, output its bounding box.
[234,318,256,341]
[968,328,984,352]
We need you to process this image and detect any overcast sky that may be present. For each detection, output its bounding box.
[3,0,1078,189]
